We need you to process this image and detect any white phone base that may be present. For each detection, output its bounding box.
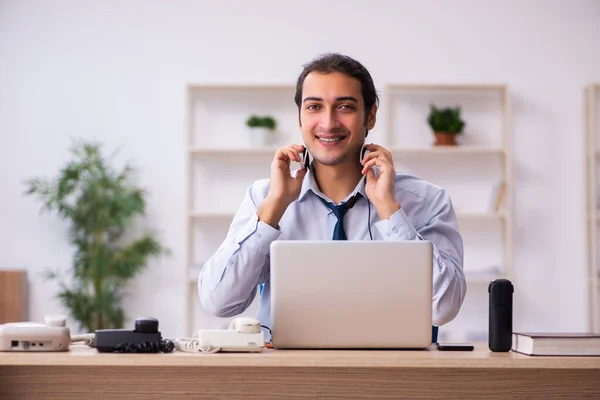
[197,329,264,352]
[0,316,70,352]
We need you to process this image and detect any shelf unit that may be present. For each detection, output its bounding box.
[185,84,298,335]
[382,84,512,342]
[585,83,600,332]
[185,82,512,341]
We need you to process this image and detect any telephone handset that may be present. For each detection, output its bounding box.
[300,144,370,170]
[228,317,261,334]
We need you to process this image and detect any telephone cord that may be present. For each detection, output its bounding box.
[71,332,220,353]
[114,339,175,353]
[173,336,221,353]
[71,333,96,347]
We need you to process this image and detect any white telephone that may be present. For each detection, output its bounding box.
[0,314,266,354]
[0,315,70,352]
[175,317,265,353]
[197,317,264,352]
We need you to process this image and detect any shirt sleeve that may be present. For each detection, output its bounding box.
[374,189,466,326]
[197,181,281,317]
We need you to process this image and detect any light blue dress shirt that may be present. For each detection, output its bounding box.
[198,167,467,338]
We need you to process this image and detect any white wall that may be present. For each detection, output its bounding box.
[1,0,599,338]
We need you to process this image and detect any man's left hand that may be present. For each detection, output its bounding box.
[361,143,401,220]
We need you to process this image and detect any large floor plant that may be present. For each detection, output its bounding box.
[25,140,168,332]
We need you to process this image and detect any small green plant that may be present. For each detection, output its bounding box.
[427,105,465,134]
[246,115,277,130]
[24,139,169,332]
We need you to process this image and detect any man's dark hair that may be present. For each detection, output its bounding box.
[294,53,379,125]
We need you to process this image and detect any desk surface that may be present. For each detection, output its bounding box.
[1,343,600,369]
[2,344,600,399]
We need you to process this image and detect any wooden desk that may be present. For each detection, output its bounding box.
[1,344,600,399]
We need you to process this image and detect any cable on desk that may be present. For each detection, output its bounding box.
[71,333,96,347]
[261,325,272,340]
[114,339,175,353]
[70,333,174,353]
[173,335,221,353]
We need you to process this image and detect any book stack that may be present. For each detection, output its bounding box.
[512,332,600,356]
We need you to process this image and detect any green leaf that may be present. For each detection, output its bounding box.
[110,234,167,280]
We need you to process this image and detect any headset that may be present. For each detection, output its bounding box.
[299,143,373,240]
[300,143,370,171]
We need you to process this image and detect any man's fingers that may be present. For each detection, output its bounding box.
[366,167,376,180]
[363,150,391,162]
[361,151,392,167]
[277,148,301,163]
[361,158,379,174]
[273,158,290,170]
[365,144,392,162]
[294,167,307,181]
[277,144,306,162]
[361,157,393,175]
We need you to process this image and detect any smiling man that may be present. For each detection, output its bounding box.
[198,53,466,339]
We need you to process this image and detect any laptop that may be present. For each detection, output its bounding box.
[269,240,433,349]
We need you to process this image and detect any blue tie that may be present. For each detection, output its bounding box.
[318,196,358,240]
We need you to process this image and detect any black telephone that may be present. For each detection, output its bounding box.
[94,317,174,353]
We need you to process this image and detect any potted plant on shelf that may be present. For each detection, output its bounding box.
[24,139,169,332]
[427,105,466,146]
[246,114,277,147]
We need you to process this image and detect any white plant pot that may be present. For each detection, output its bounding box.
[248,127,271,147]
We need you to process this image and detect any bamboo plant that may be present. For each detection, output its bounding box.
[24,140,168,332]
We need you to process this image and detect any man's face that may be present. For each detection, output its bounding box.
[299,71,376,167]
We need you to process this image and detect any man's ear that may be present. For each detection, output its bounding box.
[298,108,302,128]
[366,104,377,131]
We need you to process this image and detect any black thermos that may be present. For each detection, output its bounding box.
[488,279,513,352]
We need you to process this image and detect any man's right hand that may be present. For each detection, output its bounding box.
[257,144,307,228]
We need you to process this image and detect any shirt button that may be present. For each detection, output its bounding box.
[256,233,262,238]
[392,226,399,234]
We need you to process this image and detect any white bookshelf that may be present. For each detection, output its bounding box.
[185,82,513,341]
[585,83,600,332]
[185,84,297,335]
[382,83,513,343]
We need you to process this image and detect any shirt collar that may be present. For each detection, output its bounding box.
[297,165,367,204]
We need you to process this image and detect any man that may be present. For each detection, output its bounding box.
[198,53,466,339]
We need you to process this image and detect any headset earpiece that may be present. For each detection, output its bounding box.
[359,144,370,164]
[301,146,310,170]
